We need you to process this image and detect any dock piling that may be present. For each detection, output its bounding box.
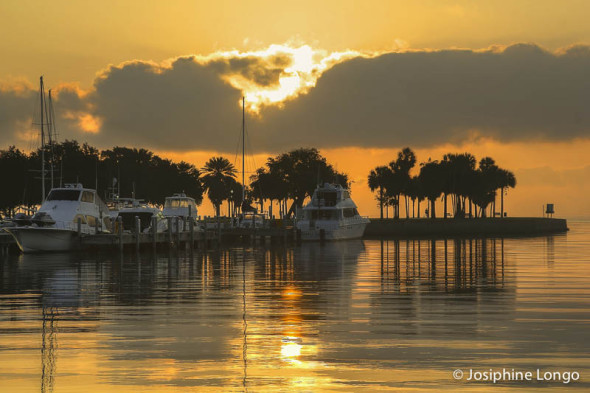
[152,216,157,252]
[118,216,123,252]
[135,216,140,252]
[189,219,194,250]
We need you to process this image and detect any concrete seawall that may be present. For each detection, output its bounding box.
[365,217,568,237]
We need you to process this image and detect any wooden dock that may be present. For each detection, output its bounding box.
[1,225,299,254]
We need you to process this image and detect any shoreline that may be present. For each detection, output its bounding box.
[365,217,568,238]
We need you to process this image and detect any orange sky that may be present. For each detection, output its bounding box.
[1,1,589,218]
[158,136,590,219]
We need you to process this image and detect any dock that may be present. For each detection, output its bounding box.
[0,225,299,254]
[1,217,569,255]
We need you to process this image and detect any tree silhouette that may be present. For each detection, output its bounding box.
[368,165,390,219]
[263,148,348,217]
[201,157,237,218]
[418,160,445,218]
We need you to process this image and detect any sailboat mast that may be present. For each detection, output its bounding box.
[48,89,55,189]
[40,76,46,202]
[242,96,245,204]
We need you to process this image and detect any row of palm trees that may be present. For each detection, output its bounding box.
[368,148,516,219]
[200,148,348,219]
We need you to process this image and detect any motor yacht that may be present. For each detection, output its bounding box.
[296,183,370,241]
[163,193,200,231]
[7,184,111,252]
[116,199,168,233]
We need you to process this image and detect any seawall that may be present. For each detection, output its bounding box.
[365,217,568,238]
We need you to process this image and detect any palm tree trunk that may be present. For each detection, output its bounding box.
[379,187,383,219]
[405,195,409,218]
[443,194,447,219]
[501,187,504,218]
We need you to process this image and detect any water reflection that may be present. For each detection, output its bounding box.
[378,238,506,293]
[0,229,589,391]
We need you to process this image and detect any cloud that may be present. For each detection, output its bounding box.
[0,83,37,146]
[1,43,589,153]
[255,43,590,151]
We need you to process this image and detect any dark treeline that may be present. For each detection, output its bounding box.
[0,140,203,215]
[368,147,516,219]
[0,142,347,219]
[249,148,348,217]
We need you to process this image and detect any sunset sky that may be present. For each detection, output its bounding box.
[1,0,589,218]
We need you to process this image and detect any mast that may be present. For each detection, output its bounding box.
[40,76,46,202]
[242,96,245,205]
[47,89,55,189]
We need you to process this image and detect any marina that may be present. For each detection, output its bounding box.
[1,3,588,390]
[1,216,569,255]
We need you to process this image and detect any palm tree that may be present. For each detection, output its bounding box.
[201,157,237,217]
[393,147,416,218]
[266,148,348,217]
[368,165,391,219]
[442,153,476,218]
[418,160,445,218]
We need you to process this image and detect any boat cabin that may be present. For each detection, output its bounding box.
[163,193,198,218]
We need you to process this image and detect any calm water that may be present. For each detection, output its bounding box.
[1,222,589,392]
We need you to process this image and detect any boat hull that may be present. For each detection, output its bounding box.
[6,228,79,253]
[297,220,369,241]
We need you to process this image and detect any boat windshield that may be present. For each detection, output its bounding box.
[46,190,81,201]
[309,210,339,220]
[165,199,191,208]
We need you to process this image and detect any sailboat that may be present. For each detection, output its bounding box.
[7,77,110,252]
[236,97,266,229]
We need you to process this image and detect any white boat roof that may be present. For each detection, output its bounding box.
[302,183,357,210]
[165,193,195,200]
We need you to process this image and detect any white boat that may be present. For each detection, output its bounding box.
[116,199,168,233]
[6,184,111,253]
[163,193,198,218]
[163,193,199,231]
[296,183,370,241]
[237,212,267,229]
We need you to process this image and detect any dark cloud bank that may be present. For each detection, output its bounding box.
[1,44,589,152]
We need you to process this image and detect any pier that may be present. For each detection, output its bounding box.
[1,217,569,255]
[0,224,299,254]
[365,217,568,238]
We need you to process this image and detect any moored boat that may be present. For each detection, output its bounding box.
[296,183,370,241]
[163,193,200,231]
[116,198,168,233]
[6,184,111,253]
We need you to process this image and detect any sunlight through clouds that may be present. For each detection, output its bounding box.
[195,44,365,112]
